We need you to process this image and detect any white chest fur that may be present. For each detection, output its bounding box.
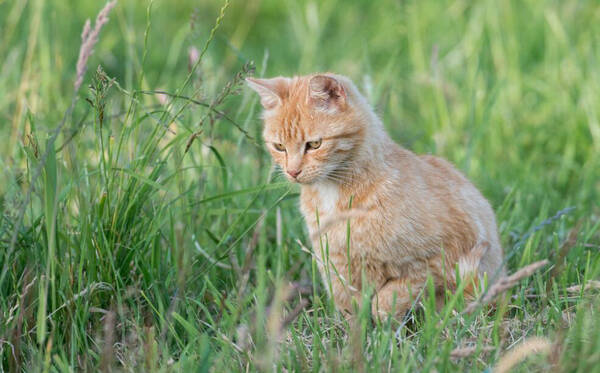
[315,182,339,217]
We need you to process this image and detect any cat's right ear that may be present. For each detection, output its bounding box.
[246,77,289,110]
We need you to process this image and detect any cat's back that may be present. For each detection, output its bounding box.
[418,154,470,187]
[385,148,472,196]
[418,154,493,215]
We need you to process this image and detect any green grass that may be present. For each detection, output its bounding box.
[1,0,599,371]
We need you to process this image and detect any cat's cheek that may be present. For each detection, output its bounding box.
[268,149,283,161]
[271,153,287,169]
[306,149,329,163]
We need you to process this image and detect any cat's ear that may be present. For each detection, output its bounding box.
[246,77,289,110]
[308,75,346,112]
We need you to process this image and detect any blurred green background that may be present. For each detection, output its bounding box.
[2,0,599,207]
[1,0,599,371]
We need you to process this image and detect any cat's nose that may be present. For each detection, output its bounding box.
[287,169,302,178]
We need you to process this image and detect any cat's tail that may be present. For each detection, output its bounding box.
[456,241,490,300]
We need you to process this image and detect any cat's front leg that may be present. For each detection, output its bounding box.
[316,249,361,314]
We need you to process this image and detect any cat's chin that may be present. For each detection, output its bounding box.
[284,176,300,184]
[287,178,307,185]
[287,176,316,185]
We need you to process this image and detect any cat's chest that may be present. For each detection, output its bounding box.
[300,183,340,229]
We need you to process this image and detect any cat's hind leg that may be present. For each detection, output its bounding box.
[371,278,424,320]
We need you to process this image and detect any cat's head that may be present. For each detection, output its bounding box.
[246,73,366,184]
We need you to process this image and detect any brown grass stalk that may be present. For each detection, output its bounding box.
[100,310,116,373]
[494,337,552,373]
[74,1,117,91]
[566,280,600,293]
[450,345,495,359]
[464,260,549,314]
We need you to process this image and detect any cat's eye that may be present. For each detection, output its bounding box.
[273,143,286,152]
[306,139,322,150]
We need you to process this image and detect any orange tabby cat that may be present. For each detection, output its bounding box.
[247,73,505,319]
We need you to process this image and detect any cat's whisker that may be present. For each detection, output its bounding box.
[323,174,353,185]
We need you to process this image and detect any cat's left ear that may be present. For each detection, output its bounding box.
[308,75,347,112]
[246,77,290,110]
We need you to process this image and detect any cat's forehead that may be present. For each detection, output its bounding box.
[264,104,320,141]
[263,82,323,140]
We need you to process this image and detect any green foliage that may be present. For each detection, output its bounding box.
[0,0,599,371]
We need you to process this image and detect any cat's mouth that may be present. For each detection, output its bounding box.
[286,174,305,184]
[285,172,316,185]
